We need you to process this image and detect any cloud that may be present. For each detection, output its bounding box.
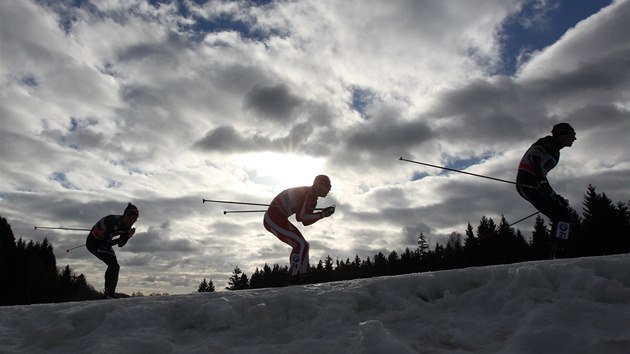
[194,125,266,152]
[517,0,630,80]
[244,83,304,122]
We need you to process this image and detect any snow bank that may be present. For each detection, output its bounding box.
[1,255,629,354]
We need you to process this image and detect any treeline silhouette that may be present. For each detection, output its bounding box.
[1,183,626,302]
[220,184,630,290]
[0,216,103,306]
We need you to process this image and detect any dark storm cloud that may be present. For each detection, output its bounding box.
[243,83,304,122]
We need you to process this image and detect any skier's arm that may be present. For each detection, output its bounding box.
[296,194,323,226]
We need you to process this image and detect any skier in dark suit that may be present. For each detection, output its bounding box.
[86,203,138,298]
[516,123,576,258]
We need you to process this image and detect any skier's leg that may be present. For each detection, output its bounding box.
[264,213,309,276]
[516,186,556,220]
[87,237,120,296]
[518,186,570,258]
[102,255,120,295]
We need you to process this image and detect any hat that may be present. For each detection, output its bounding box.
[124,203,139,216]
[552,123,575,136]
[313,175,331,187]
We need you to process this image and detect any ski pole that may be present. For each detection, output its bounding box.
[202,199,272,207]
[223,210,267,215]
[399,157,535,188]
[203,199,326,211]
[34,226,91,231]
[66,244,86,253]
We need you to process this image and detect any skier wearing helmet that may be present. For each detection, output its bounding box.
[516,123,576,258]
[263,175,335,284]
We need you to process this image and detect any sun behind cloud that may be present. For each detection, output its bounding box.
[238,152,326,189]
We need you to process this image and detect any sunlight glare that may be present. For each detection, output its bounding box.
[239,152,326,188]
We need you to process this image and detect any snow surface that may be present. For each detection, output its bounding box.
[1,255,629,354]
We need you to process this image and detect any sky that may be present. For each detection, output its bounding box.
[1,254,629,353]
[1,0,629,295]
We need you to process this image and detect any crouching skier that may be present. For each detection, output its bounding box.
[516,123,576,258]
[263,175,335,284]
[86,203,139,298]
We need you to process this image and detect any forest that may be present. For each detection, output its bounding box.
[0,218,103,305]
[2,185,628,304]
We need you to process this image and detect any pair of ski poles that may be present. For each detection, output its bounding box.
[398,157,541,233]
[34,226,139,253]
[33,226,90,252]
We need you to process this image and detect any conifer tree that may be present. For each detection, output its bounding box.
[464,223,476,247]
[226,266,249,290]
[475,216,496,266]
[373,252,387,276]
[0,217,17,305]
[387,250,399,275]
[581,185,626,255]
[197,278,215,292]
[206,279,216,292]
[198,278,209,292]
[417,232,429,258]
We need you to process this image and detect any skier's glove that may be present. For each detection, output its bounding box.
[555,195,569,208]
[118,228,135,247]
[321,206,336,218]
[117,235,129,247]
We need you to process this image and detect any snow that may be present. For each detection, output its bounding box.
[2,255,629,354]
